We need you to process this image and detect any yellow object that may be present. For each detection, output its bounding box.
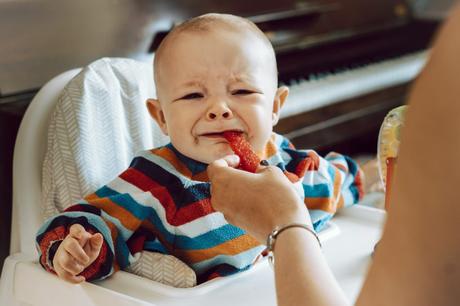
[377,105,407,189]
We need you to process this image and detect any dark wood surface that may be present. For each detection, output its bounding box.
[0,94,34,273]
[275,83,411,155]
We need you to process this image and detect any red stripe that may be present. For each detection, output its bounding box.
[120,168,215,226]
[207,272,222,281]
[120,168,176,222]
[175,198,214,225]
[354,169,365,200]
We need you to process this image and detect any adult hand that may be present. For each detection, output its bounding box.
[52,224,103,283]
[207,155,311,243]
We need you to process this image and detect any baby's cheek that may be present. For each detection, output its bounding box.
[251,125,273,152]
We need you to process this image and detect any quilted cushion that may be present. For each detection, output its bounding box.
[42,57,196,287]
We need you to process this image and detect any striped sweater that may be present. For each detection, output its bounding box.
[36,133,364,284]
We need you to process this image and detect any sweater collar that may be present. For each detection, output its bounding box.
[165,143,209,176]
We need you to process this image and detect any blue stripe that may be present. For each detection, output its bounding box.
[93,186,177,245]
[283,148,310,174]
[279,136,292,149]
[345,155,359,176]
[192,245,265,274]
[303,183,331,198]
[96,187,152,222]
[93,186,248,250]
[114,231,131,268]
[95,185,119,198]
[144,240,168,254]
[275,161,287,171]
[349,183,360,203]
[310,210,333,232]
[175,224,246,250]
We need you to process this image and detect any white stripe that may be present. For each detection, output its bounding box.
[302,169,333,186]
[107,176,144,195]
[106,179,230,238]
[341,190,356,207]
[175,212,229,238]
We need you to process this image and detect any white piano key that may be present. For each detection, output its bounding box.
[281,50,429,118]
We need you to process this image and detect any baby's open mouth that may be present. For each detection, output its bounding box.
[200,130,244,139]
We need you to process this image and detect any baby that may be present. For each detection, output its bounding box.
[36,13,364,284]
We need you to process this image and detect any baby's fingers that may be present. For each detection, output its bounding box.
[63,238,90,265]
[69,224,91,245]
[58,252,86,275]
[85,233,103,261]
[54,262,85,284]
[57,250,86,275]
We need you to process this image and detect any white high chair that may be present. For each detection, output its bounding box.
[0,58,386,306]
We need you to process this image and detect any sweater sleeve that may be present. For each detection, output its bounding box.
[297,150,364,231]
[36,153,173,282]
[278,136,364,231]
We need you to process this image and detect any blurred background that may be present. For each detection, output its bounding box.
[0,0,457,273]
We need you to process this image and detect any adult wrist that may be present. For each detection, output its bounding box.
[266,223,321,266]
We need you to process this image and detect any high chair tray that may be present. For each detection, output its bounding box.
[1,205,385,306]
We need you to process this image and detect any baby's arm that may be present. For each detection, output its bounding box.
[36,209,118,283]
[36,152,169,283]
[52,224,103,283]
[297,150,364,230]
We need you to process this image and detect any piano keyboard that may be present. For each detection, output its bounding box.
[281,50,429,119]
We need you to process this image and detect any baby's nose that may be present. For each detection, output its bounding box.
[206,104,233,120]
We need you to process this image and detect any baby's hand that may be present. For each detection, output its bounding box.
[52,224,103,283]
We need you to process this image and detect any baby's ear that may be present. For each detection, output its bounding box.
[272,86,289,126]
[146,98,168,135]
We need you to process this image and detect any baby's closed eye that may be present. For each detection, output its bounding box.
[180,92,204,100]
[231,89,255,95]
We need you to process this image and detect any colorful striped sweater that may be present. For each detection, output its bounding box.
[36,133,364,284]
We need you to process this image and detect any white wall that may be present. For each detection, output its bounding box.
[0,0,172,96]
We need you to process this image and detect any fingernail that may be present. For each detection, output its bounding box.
[260,159,269,166]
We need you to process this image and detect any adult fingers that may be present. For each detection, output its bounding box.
[255,159,270,174]
[255,163,284,178]
[63,238,90,265]
[207,155,240,179]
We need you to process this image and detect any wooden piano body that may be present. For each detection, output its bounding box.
[146,0,439,155]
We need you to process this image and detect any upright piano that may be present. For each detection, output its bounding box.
[147,0,439,155]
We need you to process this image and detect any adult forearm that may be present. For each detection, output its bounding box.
[274,228,349,306]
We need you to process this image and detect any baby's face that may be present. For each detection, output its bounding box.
[148,27,288,164]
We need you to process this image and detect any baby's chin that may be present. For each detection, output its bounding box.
[203,147,235,164]
[187,143,235,164]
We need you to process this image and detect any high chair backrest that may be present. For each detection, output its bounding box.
[11,68,81,256]
[11,58,170,257]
